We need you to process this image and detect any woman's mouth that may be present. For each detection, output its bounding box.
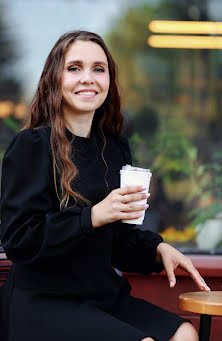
[75,90,98,98]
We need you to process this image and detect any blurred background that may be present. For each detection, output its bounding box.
[0,0,222,253]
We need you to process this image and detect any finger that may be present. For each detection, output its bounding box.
[199,278,211,293]
[192,273,211,292]
[165,264,176,288]
[119,203,148,212]
[118,185,147,195]
[120,211,144,220]
[179,262,211,292]
[121,192,150,204]
[185,267,211,292]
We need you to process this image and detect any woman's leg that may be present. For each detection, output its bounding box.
[141,322,198,341]
[169,322,198,341]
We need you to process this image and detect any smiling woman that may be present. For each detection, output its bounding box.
[0,30,202,341]
[61,40,110,138]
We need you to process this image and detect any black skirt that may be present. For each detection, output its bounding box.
[5,285,188,341]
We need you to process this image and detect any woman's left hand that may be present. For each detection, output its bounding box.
[155,242,211,292]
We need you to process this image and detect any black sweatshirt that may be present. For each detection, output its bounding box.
[0,125,163,310]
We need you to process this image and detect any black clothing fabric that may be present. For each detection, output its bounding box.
[0,126,187,341]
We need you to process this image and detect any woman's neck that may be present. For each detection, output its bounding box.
[64,111,94,138]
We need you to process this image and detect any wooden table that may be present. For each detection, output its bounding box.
[179,291,222,341]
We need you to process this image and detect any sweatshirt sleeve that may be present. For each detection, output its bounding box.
[0,129,95,264]
[111,223,164,275]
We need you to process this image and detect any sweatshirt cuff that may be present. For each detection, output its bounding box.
[80,206,95,234]
[142,234,164,274]
[152,238,165,274]
[154,261,165,274]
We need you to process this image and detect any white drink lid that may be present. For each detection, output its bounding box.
[120,164,151,173]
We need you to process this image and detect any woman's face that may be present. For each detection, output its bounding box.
[61,40,110,118]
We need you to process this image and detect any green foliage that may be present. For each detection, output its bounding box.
[190,200,222,227]
[3,117,20,132]
[207,151,222,199]
[190,151,222,225]
[107,3,154,55]
[106,0,222,235]
[0,151,4,162]
[153,130,197,182]
[217,239,222,248]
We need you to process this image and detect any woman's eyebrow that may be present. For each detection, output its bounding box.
[93,61,108,66]
[65,60,108,66]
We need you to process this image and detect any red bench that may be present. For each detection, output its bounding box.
[123,254,222,341]
[0,247,12,287]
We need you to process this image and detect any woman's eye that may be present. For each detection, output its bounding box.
[68,66,79,72]
[94,67,105,72]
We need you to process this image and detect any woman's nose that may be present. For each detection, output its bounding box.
[80,70,94,84]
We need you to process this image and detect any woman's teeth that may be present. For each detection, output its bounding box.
[77,91,96,95]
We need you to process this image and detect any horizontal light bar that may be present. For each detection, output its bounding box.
[148,35,222,49]
[149,20,222,35]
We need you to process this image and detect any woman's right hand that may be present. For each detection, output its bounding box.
[91,185,149,228]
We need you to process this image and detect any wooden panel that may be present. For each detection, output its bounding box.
[123,255,222,341]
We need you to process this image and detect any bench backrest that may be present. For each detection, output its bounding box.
[0,246,12,287]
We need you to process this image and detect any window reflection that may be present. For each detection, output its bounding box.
[106,0,222,253]
[0,0,221,253]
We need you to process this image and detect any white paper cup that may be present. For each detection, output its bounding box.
[120,168,152,225]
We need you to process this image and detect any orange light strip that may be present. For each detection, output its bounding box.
[148,35,222,49]
[149,20,222,35]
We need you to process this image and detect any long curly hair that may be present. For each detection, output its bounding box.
[23,30,124,209]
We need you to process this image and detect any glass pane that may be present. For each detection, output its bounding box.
[0,0,221,253]
[105,0,222,253]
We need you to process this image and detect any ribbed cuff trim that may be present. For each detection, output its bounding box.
[80,206,95,234]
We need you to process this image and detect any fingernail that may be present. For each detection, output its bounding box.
[201,282,211,291]
[145,204,149,209]
[141,186,148,191]
[170,281,174,288]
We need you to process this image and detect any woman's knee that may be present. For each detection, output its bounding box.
[141,338,155,341]
[170,322,198,341]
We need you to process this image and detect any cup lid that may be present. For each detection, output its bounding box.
[121,164,151,172]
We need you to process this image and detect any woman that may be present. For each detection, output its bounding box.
[0,30,209,341]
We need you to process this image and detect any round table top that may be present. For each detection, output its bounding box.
[178,291,222,316]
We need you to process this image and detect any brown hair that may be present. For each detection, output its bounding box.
[23,30,124,208]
